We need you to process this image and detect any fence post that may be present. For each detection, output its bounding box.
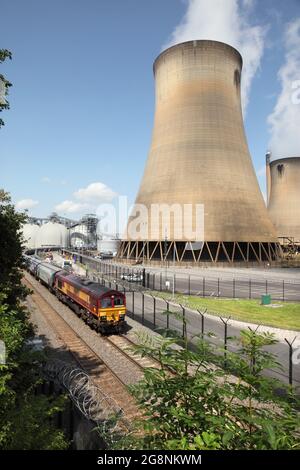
[249,279,252,299]
[220,316,231,368]
[203,277,205,297]
[152,295,156,327]
[165,300,170,330]
[188,275,191,295]
[285,337,297,386]
[197,309,206,339]
[217,278,220,297]
[132,290,135,319]
[180,304,186,339]
[160,272,162,291]
[233,278,235,299]
[142,293,145,325]
[283,280,285,302]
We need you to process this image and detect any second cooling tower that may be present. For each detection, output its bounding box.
[120,40,279,263]
[267,155,300,244]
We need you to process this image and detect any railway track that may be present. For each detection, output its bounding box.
[105,334,162,371]
[23,274,140,421]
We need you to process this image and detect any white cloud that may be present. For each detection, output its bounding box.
[16,199,39,210]
[162,0,267,112]
[54,182,117,216]
[267,18,300,159]
[41,176,51,183]
[74,182,117,203]
[54,200,89,214]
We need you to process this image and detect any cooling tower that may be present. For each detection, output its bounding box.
[267,156,300,244]
[119,40,279,263]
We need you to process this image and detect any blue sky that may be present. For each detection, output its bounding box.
[0,0,299,220]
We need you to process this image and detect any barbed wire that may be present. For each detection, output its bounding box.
[43,359,131,436]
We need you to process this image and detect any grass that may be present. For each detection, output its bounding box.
[150,291,300,331]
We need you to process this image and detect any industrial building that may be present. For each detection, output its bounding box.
[266,154,300,245]
[119,40,280,263]
[69,214,98,249]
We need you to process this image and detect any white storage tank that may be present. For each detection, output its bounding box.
[97,237,120,255]
[36,222,68,248]
[21,223,40,249]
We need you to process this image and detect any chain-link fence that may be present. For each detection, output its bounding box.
[65,250,300,302]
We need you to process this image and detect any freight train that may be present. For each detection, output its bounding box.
[23,254,126,333]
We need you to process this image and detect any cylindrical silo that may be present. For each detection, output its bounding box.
[36,221,68,248]
[267,156,300,243]
[21,223,40,249]
[119,40,279,263]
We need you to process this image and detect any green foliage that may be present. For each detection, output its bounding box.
[0,189,29,305]
[0,191,68,449]
[111,313,300,450]
[0,49,12,128]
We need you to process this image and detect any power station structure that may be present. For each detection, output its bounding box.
[69,214,98,249]
[119,40,280,263]
[266,153,300,247]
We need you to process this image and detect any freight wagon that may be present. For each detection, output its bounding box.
[36,263,65,289]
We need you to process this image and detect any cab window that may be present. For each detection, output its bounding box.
[101,297,112,308]
[114,296,124,306]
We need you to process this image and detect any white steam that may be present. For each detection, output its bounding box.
[267,18,300,159]
[163,0,266,112]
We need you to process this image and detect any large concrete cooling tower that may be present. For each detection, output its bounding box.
[119,40,280,263]
[266,154,300,244]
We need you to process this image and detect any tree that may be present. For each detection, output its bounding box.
[0,189,28,305]
[0,190,68,449]
[0,49,12,128]
[111,317,300,450]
